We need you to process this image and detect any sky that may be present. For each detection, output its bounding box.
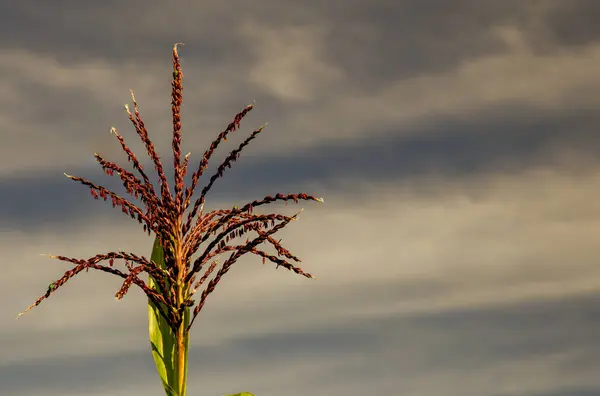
[1,1,600,395]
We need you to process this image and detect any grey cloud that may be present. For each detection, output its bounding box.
[2,0,595,90]
[0,1,242,64]
[517,390,600,396]
[2,1,600,395]
[5,293,600,396]
[2,101,598,231]
[3,2,600,177]
[518,0,600,52]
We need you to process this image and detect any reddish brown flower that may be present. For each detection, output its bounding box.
[18,44,324,335]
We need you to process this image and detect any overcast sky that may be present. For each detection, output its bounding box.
[2,1,600,395]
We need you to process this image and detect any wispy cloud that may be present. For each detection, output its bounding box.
[2,1,600,395]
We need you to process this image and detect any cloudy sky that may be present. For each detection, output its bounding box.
[1,1,600,395]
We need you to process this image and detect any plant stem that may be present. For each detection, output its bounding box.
[174,224,187,396]
[176,314,186,396]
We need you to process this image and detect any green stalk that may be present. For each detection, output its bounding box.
[148,236,189,395]
[175,248,190,396]
[176,305,188,396]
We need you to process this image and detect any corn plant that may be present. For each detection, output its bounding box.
[18,44,324,396]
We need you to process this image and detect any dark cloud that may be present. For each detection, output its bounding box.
[320,0,524,90]
[5,293,600,395]
[2,100,598,231]
[410,293,600,367]
[0,350,152,394]
[518,390,600,396]
[526,0,600,50]
[0,1,243,66]
[3,1,600,395]
[2,0,596,92]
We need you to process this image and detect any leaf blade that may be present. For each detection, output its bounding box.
[148,236,179,395]
[225,393,255,396]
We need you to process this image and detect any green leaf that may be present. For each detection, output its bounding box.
[148,236,189,396]
[225,393,255,396]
